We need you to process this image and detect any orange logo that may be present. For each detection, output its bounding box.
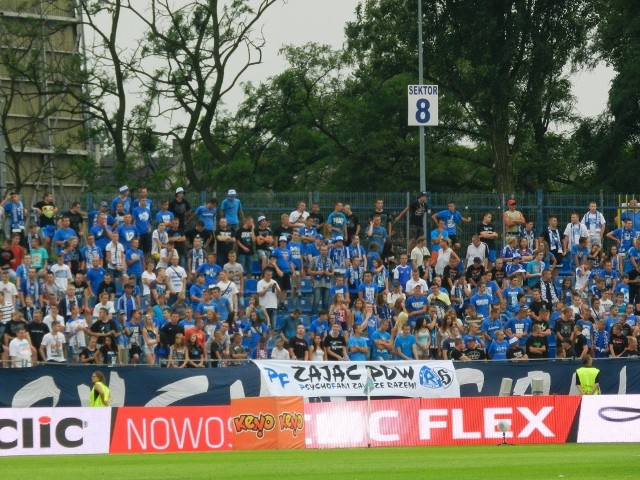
[232,413,276,439]
[279,412,304,437]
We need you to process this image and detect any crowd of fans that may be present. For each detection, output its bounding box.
[2,187,640,368]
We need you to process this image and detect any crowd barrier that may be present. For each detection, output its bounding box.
[2,359,640,408]
[1,395,638,456]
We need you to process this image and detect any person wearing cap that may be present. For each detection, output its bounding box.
[506,335,528,360]
[169,187,192,230]
[462,336,487,361]
[2,191,28,246]
[254,215,274,271]
[505,252,526,280]
[503,198,525,236]
[109,185,131,215]
[270,236,295,309]
[395,192,428,252]
[220,189,243,232]
[326,202,347,240]
[328,234,350,276]
[32,192,58,252]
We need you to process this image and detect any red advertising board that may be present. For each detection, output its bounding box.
[304,396,580,448]
[110,406,233,453]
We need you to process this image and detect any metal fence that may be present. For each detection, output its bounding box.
[13,189,640,253]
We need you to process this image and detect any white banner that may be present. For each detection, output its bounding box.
[0,407,111,456]
[577,395,640,443]
[253,360,460,398]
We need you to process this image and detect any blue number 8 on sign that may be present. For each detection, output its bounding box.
[415,98,431,124]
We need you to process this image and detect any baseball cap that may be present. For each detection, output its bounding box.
[507,199,516,205]
[473,256,482,263]
[175,187,184,194]
[392,280,400,287]
[278,236,288,242]
[512,252,522,259]
[315,234,324,240]
[335,235,344,241]
[419,192,427,197]
[508,337,519,345]
[118,309,126,314]
[227,189,237,196]
[119,185,128,193]
[100,201,108,207]
[257,215,266,222]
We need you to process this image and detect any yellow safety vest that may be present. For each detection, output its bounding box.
[576,366,600,395]
[90,381,111,406]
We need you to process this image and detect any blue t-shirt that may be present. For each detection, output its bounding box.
[221,198,242,225]
[53,227,76,254]
[394,334,416,359]
[348,336,368,361]
[371,330,392,360]
[470,293,492,319]
[435,209,463,236]
[126,248,144,276]
[367,226,387,252]
[195,205,217,231]
[612,227,637,254]
[357,282,379,304]
[110,195,131,214]
[326,212,347,238]
[155,210,174,226]
[488,340,509,360]
[132,206,152,235]
[197,262,222,286]
[116,224,138,250]
[271,247,293,273]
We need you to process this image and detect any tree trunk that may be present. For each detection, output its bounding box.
[490,126,514,193]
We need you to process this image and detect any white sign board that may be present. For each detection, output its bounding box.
[408,85,439,126]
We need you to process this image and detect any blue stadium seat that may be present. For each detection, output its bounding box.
[300,277,313,295]
[297,296,312,313]
[300,314,311,328]
[244,278,258,295]
[251,260,262,276]
[285,297,296,312]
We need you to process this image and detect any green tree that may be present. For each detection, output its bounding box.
[346,0,596,192]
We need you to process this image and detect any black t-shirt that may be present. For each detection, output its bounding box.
[97,281,116,298]
[34,201,57,227]
[273,226,293,243]
[186,228,212,248]
[554,319,574,342]
[369,209,391,229]
[525,335,548,359]
[215,227,234,257]
[160,322,184,347]
[463,347,487,360]
[443,265,461,288]
[254,226,274,252]
[529,300,545,317]
[573,334,588,356]
[609,333,628,356]
[27,321,50,348]
[476,222,496,250]
[308,212,325,229]
[324,334,346,357]
[450,348,465,360]
[90,319,117,344]
[72,280,89,307]
[491,267,506,287]
[288,336,309,360]
[408,200,427,227]
[64,211,84,235]
[80,346,98,364]
[628,269,640,304]
[466,265,485,284]
[506,347,526,359]
[168,199,192,229]
[167,227,187,256]
[235,227,255,254]
[0,248,14,269]
[346,213,359,238]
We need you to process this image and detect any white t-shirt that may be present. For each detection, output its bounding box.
[405,278,428,294]
[141,271,156,297]
[50,263,72,290]
[257,279,279,309]
[92,301,115,319]
[0,281,18,302]
[152,229,168,255]
[44,313,65,330]
[166,265,187,293]
[41,332,66,362]
[66,317,89,348]
[105,242,125,269]
[410,246,430,269]
[271,347,291,360]
[9,337,32,367]
[216,280,239,305]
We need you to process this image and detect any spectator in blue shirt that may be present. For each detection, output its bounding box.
[220,189,243,231]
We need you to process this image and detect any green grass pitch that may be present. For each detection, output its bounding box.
[2,444,636,479]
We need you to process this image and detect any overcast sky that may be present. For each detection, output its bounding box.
[254,0,614,118]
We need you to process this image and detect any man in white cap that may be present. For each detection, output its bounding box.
[221,189,243,232]
[255,215,274,271]
[110,185,131,214]
[169,187,192,230]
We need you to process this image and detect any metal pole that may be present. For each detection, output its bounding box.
[418,0,427,237]
[0,97,5,195]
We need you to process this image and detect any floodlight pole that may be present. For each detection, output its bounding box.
[418,0,427,236]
